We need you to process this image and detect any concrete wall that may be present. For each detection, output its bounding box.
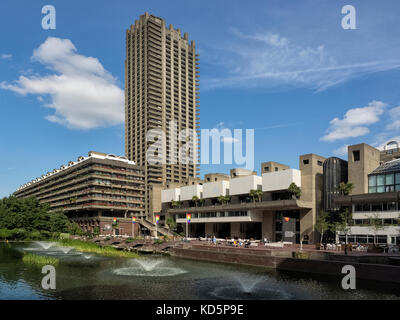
[261,161,290,174]
[180,185,203,201]
[203,180,230,198]
[262,212,274,241]
[299,153,326,243]
[348,143,380,194]
[161,188,181,203]
[230,175,262,195]
[262,169,301,192]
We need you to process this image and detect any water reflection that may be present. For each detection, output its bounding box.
[0,243,399,300]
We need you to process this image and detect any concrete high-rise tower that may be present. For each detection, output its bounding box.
[125,13,200,219]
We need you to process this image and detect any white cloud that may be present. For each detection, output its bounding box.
[321,101,387,142]
[386,106,400,130]
[204,29,400,91]
[0,37,124,129]
[0,54,12,60]
[333,145,349,157]
[375,137,400,151]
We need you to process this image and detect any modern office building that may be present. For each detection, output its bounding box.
[161,154,325,243]
[14,152,145,236]
[323,157,348,212]
[334,142,400,245]
[125,13,200,220]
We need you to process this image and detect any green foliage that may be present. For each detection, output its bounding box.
[288,183,301,199]
[59,233,70,240]
[338,182,354,195]
[334,209,352,239]
[217,195,230,204]
[23,252,59,267]
[59,239,139,258]
[315,210,331,243]
[0,196,70,234]
[68,222,84,236]
[165,217,176,230]
[249,189,263,202]
[171,200,183,208]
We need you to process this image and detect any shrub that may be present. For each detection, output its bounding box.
[23,253,59,267]
[0,228,13,239]
[59,233,70,240]
[40,230,52,239]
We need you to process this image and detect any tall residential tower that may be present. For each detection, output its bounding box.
[125,13,200,219]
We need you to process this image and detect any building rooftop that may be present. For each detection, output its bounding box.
[370,158,400,175]
[15,152,136,192]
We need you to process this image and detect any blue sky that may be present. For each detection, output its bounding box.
[1,0,400,197]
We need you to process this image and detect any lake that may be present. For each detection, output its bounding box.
[0,242,399,300]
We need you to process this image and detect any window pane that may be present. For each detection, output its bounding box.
[396,185,400,192]
[369,186,377,193]
[369,175,377,187]
[377,175,385,186]
[377,186,385,193]
[372,203,382,211]
[386,174,394,185]
[386,185,395,192]
[396,173,400,184]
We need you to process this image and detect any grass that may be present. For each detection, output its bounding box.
[22,252,59,267]
[58,239,139,258]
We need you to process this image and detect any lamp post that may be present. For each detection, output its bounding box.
[155,215,160,239]
[186,213,191,240]
[132,216,136,238]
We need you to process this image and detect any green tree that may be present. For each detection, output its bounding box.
[171,200,183,208]
[315,210,331,244]
[166,217,177,230]
[338,182,354,195]
[249,189,263,202]
[191,196,200,207]
[369,213,385,245]
[217,195,230,205]
[334,209,352,254]
[288,183,301,199]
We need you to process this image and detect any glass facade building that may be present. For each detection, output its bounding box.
[368,159,400,193]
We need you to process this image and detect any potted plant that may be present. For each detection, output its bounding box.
[288,183,301,199]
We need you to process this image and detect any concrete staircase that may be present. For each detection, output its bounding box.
[138,218,176,237]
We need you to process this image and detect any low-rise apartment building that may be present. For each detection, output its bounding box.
[161,154,325,243]
[14,151,145,236]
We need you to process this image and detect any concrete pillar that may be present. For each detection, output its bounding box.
[262,211,274,241]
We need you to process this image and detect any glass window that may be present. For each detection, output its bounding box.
[387,202,397,211]
[377,175,385,186]
[357,235,368,243]
[369,186,377,193]
[377,235,387,244]
[355,204,363,212]
[372,203,382,211]
[386,174,395,185]
[396,185,400,192]
[368,175,376,187]
[362,204,371,211]
[386,185,395,192]
[377,186,385,193]
[396,173,400,184]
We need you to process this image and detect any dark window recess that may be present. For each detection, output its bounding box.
[317,161,323,166]
[353,150,361,162]
[303,159,309,165]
